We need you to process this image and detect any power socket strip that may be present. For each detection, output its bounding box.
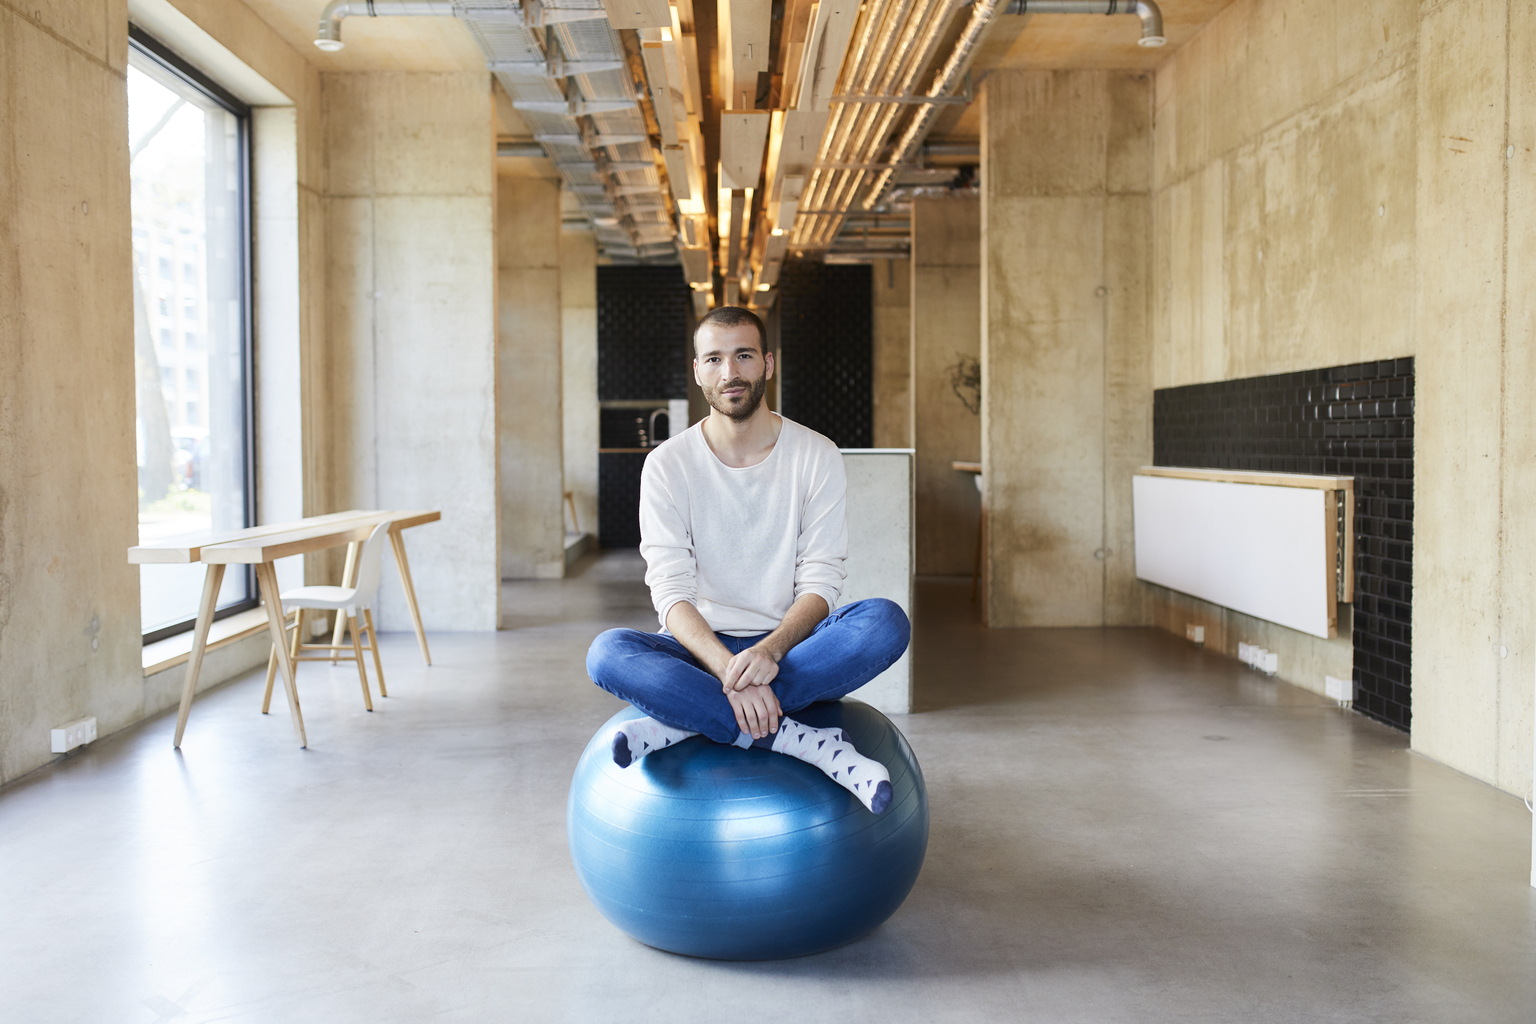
[51,717,97,754]
[1237,642,1278,676]
[1185,624,1205,645]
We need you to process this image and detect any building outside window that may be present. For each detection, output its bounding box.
[129,28,255,642]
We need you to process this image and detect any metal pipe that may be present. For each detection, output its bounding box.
[862,0,1003,207]
[797,0,914,235]
[315,1,456,51]
[1003,0,1165,47]
[858,2,1162,206]
[799,0,957,247]
[827,0,960,233]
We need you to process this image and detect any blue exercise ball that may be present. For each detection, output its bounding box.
[567,699,928,960]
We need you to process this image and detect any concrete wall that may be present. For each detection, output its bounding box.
[497,175,565,579]
[1150,0,1535,796]
[872,257,912,448]
[911,198,981,576]
[561,227,599,542]
[1148,0,1416,705]
[324,71,499,631]
[980,69,1153,628]
[0,0,140,786]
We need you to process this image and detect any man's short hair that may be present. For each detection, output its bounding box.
[694,305,767,355]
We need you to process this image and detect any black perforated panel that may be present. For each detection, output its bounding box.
[598,452,647,548]
[1154,359,1415,732]
[597,266,690,401]
[777,262,872,449]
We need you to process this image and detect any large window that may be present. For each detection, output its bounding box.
[128,28,255,642]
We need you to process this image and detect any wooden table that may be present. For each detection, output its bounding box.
[129,509,440,748]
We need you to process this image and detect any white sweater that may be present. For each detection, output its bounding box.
[639,414,847,635]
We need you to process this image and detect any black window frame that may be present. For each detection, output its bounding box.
[130,25,260,646]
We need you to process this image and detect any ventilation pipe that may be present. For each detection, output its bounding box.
[316,1,452,51]
[1002,0,1166,48]
[315,0,606,51]
[861,0,1006,208]
[862,0,1161,205]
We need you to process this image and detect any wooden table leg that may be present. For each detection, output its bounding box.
[172,562,226,749]
[256,561,307,748]
[389,527,432,666]
[330,540,359,664]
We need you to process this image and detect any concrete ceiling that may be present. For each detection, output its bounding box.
[982,0,1237,71]
[242,0,488,71]
[248,0,1240,78]
[930,0,1239,141]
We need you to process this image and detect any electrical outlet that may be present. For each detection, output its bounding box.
[50,717,97,754]
[1237,643,1278,676]
[1325,675,1353,707]
[1185,624,1205,645]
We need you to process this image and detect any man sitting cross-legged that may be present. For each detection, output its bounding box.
[585,305,910,814]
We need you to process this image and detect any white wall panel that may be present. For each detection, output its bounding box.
[1133,475,1334,639]
[841,450,913,715]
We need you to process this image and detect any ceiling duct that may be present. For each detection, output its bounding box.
[786,0,972,253]
[314,0,679,261]
[795,0,1164,248]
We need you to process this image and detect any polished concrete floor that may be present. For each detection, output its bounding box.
[2,552,1533,1022]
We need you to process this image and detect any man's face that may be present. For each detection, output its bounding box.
[694,323,773,421]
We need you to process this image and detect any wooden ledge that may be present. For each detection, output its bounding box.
[1137,466,1354,491]
[143,607,269,676]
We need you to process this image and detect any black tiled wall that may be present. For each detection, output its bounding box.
[598,452,646,548]
[778,262,873,448]
[597,265,690,401]
[596,266,690,547]
[1152,358,1414,731]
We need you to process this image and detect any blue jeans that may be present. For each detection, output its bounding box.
[586,598,911,745]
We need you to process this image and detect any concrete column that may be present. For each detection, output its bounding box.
[1412,0,1536,793]
[497,175,565,579]
[561,226,598,545]
[911,198,980,576]
[325,71,499,631]
[980,70,1152,627]
[871,257,911,448]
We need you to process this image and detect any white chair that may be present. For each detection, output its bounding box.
[262,520,393,714]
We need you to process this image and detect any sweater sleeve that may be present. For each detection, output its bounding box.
[793,443,848,611]
[638,454,698,628]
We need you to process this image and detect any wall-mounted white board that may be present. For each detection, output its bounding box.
[1133,473,1339,639]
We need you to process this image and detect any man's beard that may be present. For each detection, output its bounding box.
[703,374,767,421]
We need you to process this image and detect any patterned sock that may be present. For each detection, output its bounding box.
[612,717,698,767]
[770,716,893,814]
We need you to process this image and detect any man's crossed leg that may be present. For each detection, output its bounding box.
[586,598,910,813]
